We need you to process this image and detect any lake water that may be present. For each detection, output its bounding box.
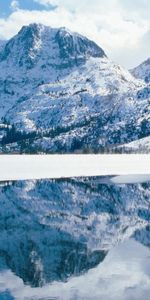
[0,177,149,299]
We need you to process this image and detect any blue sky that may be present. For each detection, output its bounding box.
[0,0,55,17]
[0,0,149,68]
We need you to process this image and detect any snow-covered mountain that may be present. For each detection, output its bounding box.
[131,57,150,83]
[0,178,149,288]
[0,23,149,153]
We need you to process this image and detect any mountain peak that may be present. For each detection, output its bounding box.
[0,23,106,69]
[18,22,43,38]
[0,23,43,67]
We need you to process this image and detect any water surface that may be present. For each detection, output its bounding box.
[0,177,149,299]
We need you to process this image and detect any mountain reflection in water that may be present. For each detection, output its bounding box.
[0,177,150,299]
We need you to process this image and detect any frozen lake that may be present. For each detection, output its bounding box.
[0,155,150,182]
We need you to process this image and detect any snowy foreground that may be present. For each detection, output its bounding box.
[0,155,150,182]
[0,239,149,300]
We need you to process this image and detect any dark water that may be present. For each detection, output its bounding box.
[0,178,149,299]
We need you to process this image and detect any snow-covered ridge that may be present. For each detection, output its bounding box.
[131,57,150,83]
[0,23,106,69]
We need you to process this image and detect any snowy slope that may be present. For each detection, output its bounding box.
[131,57,150,83]
[116,136,150,153]
[0,23,149,153]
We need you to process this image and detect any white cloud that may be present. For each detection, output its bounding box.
[34,0,150,17]
[120,0,150,20]
[10,0,19,11]
[0,1,149,68]
[34,0,121,13]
